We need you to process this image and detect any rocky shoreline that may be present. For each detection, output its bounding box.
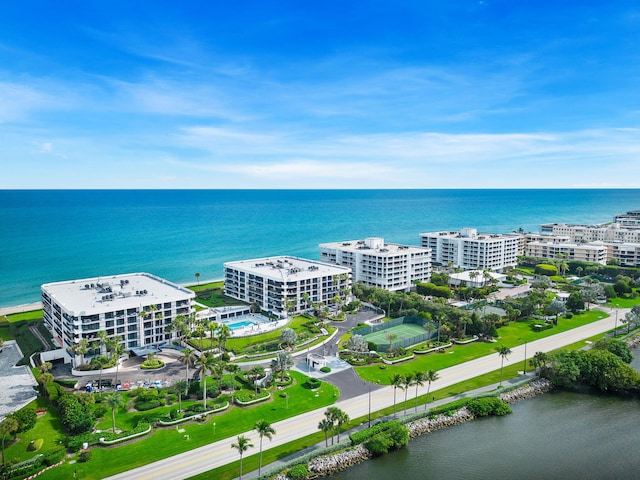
[278,379,554,479]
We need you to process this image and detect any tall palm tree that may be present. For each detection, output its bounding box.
[74,337,89,367]
[180,347,196,394]
[104,393,125,432]
[38,372,54,397]
[97,329,109,357]
[318,418,333,447]
[324,407,341,445]
[224,363,240,403]
[217,324,230,353]
[402,373,414,416]
[424,369,439,410]
[196,352,216,409]
[496,345,512,387]
[230,435,254,480]
[390,373,403,418]
[207,321,219,351]
[195,272,201,285]
[173,379,188,411]
[335,410,349,443]
[112,339,125,386]
[249,365,265,395]
[413,371,425,412]
[254,419,276,475]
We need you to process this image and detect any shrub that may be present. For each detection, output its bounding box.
[466,397,512,417]
[27,438,44,452]
[304,378,321,389]
[169,409,183,420]
[78,450,92,463]
[565,312,573,319]
[535,264,558,276]
[365,433,394,456]
[288,463,310,479]
[134,400,162,411]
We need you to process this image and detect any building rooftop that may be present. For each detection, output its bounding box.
[320,237,429,255]
[41,272,194,316]
[225,256,350,281]
[420,228,521,240]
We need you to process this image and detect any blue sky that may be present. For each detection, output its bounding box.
[1,1,639,189]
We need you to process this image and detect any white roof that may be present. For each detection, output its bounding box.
[450,270,506,283]
[320,238,429,255]
[224,256,350,281]
[41,272,194,316]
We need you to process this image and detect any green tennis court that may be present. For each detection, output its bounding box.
[363,323,428,345]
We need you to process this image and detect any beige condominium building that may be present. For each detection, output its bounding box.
[224,256,351,317]
[524,240,607,265]
[419,228,522,272]
[319,237,431,292]
[41,272,195,366]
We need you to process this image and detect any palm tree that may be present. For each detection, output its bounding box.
[324,407,341,445]
[254,419,276,475]
[413,371,425,412]
[224,363,240,403]
[74,337,89,367]
[390,373,403,417]
[173,379,188,411]
[249,365,265,395]
[104,393,125,432]
[112,339,125,386]
[180,347,196,394]
[230,435,254,480]
[496,345,512,387]
[195,272,201,285]
[424,370,439,410]
[196,352,216,409]
[207,321,219,351]
[318,418,333,447]
[335,410,349,443]
[271,350,294,382]
[38,372,54,397]
[532,351,549,375]
[217,324,230,353]
[402,373,414,416]
[97,329,109,357]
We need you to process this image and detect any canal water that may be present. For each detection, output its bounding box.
[331,350,640,480]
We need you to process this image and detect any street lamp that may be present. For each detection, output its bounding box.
[523,340,527,374]
[614,304,619,336]
[364,381,371,428]
[213,422,216,437]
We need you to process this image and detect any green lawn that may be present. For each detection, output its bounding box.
[6,310,43,322]
[188,281,245,308]
[225,315,318,354]
[605,295,640,309]
[356,309,608,384]
[35,371,338,480]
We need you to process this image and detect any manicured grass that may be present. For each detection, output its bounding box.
[188,281,244,308]
[36,371,339,480]
[6,310,43,322]
[0,317,11,340]
[3,399,64,465]
[356,309,608,384]
[605,296,640,309]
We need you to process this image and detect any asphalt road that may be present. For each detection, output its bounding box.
[105,308,621,480]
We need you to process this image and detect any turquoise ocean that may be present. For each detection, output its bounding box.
[2,189,640,308]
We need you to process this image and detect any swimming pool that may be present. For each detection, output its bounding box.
[227,320,256,330]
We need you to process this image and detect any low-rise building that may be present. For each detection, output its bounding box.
[524,240,607,264]
[319,237,431,292]
[224,256,351,317]
[41,273,195,366]
[420,228,521,272]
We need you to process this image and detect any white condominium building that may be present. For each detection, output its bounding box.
[319,237,431,292]
[419,228,522,272]
[41,273,195,365]
[224,256,351,317]
[539,222,640,243]
[524,241,607,265]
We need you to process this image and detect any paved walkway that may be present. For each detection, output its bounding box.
[105,312,619,480]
